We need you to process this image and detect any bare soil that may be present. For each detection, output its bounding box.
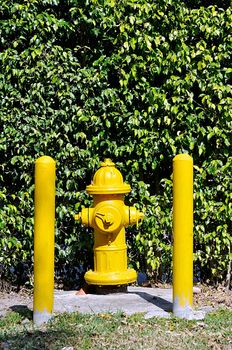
[193,285,232,309]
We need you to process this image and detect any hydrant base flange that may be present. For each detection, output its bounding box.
[84,268,137,286]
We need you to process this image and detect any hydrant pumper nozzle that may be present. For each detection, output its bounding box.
[74,158,144,286]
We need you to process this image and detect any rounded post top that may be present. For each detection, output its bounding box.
[35,156,55,164]
[173,154,193,162]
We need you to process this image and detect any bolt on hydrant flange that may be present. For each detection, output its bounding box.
[75,159,144,286]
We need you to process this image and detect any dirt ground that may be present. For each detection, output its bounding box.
[193,285,232,309]
[0,284,231,318]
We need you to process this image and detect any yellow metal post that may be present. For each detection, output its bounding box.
[173,154,193,318]
[33,156,56,325]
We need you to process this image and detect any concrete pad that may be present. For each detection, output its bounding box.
[53,286,211,320]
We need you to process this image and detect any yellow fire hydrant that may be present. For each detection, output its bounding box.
[75,159,144,286]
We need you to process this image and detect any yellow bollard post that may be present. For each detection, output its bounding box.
[33,156,56,325]
[173,154,193,318]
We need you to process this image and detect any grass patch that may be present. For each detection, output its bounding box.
[0,311,23,328]
[0,309,231,349]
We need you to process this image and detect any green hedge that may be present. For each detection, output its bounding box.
[0,0,231,287]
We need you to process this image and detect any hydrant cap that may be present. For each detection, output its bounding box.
[86,158,131,194]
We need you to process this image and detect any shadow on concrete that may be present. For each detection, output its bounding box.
[131,291,173,312]
[10,305,33,320]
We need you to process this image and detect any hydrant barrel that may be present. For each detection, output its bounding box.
[75,159,144,286]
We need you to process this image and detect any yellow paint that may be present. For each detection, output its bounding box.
[33,156,55,315]
[173,154,193,312]
[75,159,144,285]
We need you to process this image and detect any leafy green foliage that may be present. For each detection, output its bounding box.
[0,0,231,286]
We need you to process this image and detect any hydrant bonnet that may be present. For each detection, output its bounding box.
[86,158,131,194]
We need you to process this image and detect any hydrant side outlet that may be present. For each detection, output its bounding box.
[75,158,144,286]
